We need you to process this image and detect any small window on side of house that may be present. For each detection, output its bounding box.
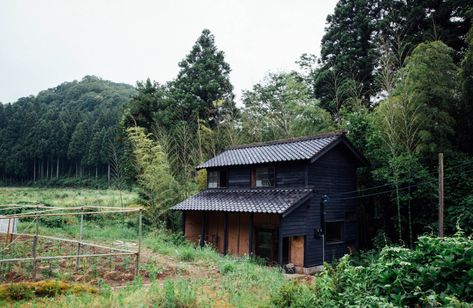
[325,221,343,243]
[208,171,219,188]
[252,167,275,188]
[208,170,227,188]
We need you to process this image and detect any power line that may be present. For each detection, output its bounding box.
[330,159,473,197]
[329,166,473,201]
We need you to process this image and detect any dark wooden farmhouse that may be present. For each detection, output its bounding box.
[172,132,367,273]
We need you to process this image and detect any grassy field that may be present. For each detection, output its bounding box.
[0,187,286,307]
[0,187,140,208]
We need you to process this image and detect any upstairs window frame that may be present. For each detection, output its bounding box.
[251,166,275,188]
[208,170,227,189]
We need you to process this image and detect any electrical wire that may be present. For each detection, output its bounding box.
[329,165,473,201]
[330,158,473,197]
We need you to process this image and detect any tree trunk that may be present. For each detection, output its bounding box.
[95,165,98,178]
[395,182,402,243]
[75,161,78,178]
[107,163,111,186]
[46,159,49,179]
[56,157,59,178]
[408,186,413,248]
[33,158,36,183]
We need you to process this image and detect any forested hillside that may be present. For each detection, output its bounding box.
[0,76,135,184]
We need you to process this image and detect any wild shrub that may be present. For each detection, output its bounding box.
[270,234,473,307]
[178,246,196,262]
[0,280,97,301]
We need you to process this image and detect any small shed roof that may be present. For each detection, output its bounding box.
[196,131,366,169]
[171,188,312,216]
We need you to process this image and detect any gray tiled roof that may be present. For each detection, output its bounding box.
[171,188,313,214]
[196,132,343,169]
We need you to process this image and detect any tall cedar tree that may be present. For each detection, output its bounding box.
[314,0,471,114]
[172,29,236,128]
[457,23,473,153]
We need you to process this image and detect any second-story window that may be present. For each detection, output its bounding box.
[251,167,275,188]
[208,170,227,188]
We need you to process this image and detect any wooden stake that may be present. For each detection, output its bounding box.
[76,211,84,270]
[135,209,142,276]
[32,214,39,280]
[438,153,444,237]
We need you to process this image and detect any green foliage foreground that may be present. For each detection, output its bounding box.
[271,233,473,307]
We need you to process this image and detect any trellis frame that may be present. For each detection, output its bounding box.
[0,204,143,280]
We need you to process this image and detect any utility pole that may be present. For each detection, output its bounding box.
[438,153,444,238]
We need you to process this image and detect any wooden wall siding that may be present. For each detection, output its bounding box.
[275,162,306,187]
[227,213,250,256]
[228,168,251,188]
[206,212,225,252]
[254,213,280,228]
[282,143,359,267]
[290,236,304,266]
[184,211,202,244]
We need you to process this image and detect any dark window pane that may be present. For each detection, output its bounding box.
[326,222,343,242]
[219,170,227,187]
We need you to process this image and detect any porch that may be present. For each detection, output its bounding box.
[183,211,305,269]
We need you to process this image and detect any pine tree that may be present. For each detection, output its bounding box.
[171,29,235,128]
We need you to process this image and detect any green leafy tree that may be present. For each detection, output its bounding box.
[242,72,334,141]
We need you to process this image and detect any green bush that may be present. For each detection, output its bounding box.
[178,246,196,262]
[270,234,473,307]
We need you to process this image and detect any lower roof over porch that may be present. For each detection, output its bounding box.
[171,188,313,216]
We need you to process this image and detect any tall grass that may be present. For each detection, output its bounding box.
[0,187,139,208]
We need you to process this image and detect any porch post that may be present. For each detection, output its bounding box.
[199,212,207,247]
[181,211,186,236]
[249,213,254,255]
[278,223,283,266]
[223,212,229,255]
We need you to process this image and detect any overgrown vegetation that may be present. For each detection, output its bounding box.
[270,233,473,307]
[0,187,139,208]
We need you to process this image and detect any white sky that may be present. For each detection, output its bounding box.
[0,0,337,104]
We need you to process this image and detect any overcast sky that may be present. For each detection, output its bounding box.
[0,0,337,104]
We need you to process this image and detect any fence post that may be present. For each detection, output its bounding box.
[76,209,84,270]
[135,209,142,276]
[32,211,39,280]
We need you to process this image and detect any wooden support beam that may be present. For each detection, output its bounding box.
[181,211,186,236]
[223,213,228,255]
[199,212,206,247]
[278,224,283,266]
[249,213,254,255]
